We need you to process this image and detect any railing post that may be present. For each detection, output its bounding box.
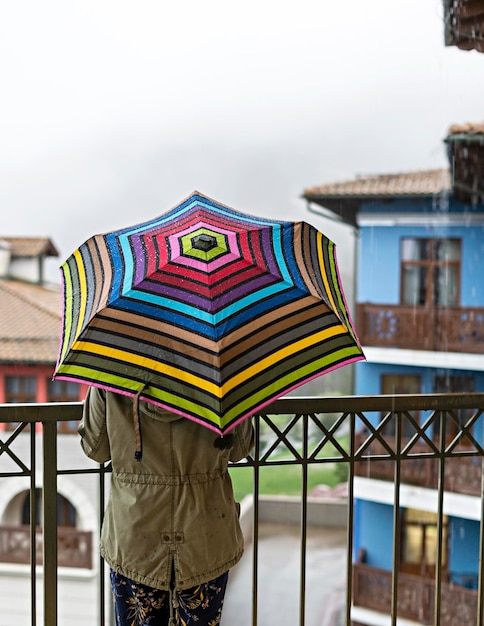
[42,420,58,626]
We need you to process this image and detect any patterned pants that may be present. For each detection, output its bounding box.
[110,569,229,626]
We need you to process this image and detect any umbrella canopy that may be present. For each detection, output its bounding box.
[54,191,364,434]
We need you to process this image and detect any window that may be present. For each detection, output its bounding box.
[22,488,77,527]
[401,238,461,307]
[381,374,421,436]
[401,508,448,578]
[4,376,37,431]
[5,376,37,403]
[47,379,81,433]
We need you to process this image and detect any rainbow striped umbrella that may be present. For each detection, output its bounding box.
[54,192,364,434]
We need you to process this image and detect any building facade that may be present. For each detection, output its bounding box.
[0,238,99,625]
[304,125,484,625]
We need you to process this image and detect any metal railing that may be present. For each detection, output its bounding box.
[1,393,484,626]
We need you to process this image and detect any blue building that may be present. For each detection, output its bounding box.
[304,123,484,625]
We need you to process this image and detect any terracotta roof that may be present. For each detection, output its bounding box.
[447,122,484,138]
[0,237,59,257]
[303,168,451,199]
[0,278,62,363]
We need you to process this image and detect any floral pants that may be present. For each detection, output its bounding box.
[110,569,229,626]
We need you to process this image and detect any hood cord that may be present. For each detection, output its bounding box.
[133,387,145,461]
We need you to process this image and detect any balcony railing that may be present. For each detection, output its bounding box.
[0,524,92,569]
[1,393,484,626]
[354,433,483,496]
[353,562,478,625]
[356,302,484,353]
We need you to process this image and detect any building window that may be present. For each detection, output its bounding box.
[47,379,81,434]
[0,489,92,569]
[4,376,37,431]
[401,238,461,307]
[5,376,37,403]
[381,374,421,436]
[22,488,77,527]
[401,508,448,578]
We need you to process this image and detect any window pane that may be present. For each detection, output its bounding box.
[402,267,427,305]
[435,239,460,262]
[434,266,458,306]
[402,238,429,261]
[47,379,79,402]
[5,376,37,403]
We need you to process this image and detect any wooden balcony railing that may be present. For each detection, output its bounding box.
[0,524,92,569]
[356,303,484,353]
[354,433,483,496]
[353,562,478,625]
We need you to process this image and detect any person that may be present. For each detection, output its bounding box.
[79,386,254,626]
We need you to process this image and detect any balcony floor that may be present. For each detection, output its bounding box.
[223,523,347,626]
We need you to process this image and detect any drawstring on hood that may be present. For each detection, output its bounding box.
[133,387,145,461]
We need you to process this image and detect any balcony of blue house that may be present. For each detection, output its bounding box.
[356,302,484,354]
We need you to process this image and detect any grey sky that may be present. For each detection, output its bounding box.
[1,0,483,283]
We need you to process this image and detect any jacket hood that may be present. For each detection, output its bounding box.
[138,399,184,424]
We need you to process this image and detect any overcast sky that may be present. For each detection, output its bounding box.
[1,0,483,283]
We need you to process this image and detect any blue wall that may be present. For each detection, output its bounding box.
[356,362,484,397]
[354,500,481,585]
[353,499,395,570]
[448,517,480,589]
[357,198,484,306]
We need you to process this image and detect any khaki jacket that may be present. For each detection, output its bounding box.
[79,387,254,590]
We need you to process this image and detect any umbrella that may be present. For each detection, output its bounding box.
[54,191,365,434]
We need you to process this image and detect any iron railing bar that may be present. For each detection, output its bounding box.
[99,464,107,626]
[434,410,446,626]
[354,412,399,457]
[400,410,442,455]
[307,413,351,460]
[258,414,303,462]
[299,414,308,626]
[0,402,83,422]
[2,394,484,423]
[445,409,484,455]
[0,422,33,472]
[30,424,37,626]
[42,420,58,626]
[477,456,484,626]
[390,413,402,626]
[346,413,356,626]
[267,393,484,414]
[252,416,261,626]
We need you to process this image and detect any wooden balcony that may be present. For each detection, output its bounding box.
[356,303,484,353]
[354,433,483,496]
[0,524,92,569]
[353,562,478,625]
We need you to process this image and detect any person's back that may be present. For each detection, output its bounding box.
[80,386,254,625]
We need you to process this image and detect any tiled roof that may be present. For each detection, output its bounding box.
[0,237,59,257]
[447,122,484,138]
[303,168,451,199]
[0,278,62,363]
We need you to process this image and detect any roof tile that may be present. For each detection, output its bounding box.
[0,279,62,363]
[0,237,58,257]
[303,168,450,199]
